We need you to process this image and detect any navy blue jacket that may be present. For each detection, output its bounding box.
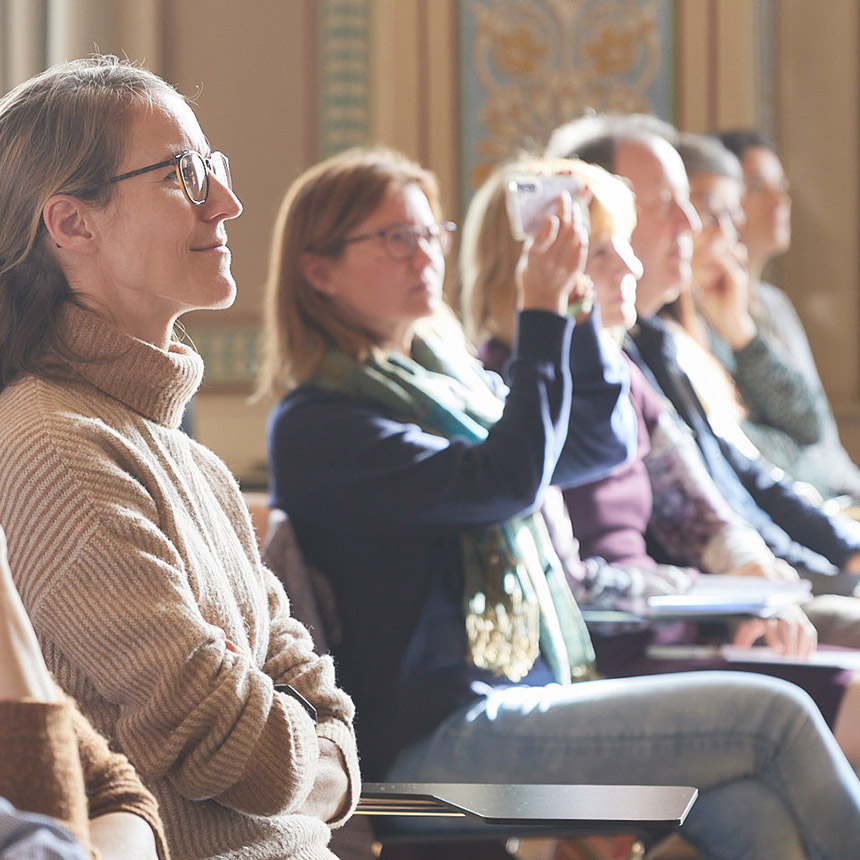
[268,311,636,777]
[626,317,860,575]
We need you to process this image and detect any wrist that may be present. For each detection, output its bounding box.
[727,315,757,351]
[520,294,568,318]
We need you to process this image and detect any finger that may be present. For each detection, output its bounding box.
[530,212,560,251]
[559,190,573,224]
[762,619,788,654]
[733,619,764,648]
[798,612,818,659]
[774,560,801,583]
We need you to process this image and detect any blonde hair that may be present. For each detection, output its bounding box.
[256,147,445,398]
[0,56,179,390]
[459,156,636,347]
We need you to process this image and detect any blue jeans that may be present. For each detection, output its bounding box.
[386,672,860,860]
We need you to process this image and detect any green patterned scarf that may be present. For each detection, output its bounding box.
[310,334,595,684]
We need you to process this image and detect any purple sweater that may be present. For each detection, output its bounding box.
[563,356,663,568]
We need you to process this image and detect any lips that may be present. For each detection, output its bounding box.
[191,236,229,252]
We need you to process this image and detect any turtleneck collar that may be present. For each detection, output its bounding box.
[58,303,204,428]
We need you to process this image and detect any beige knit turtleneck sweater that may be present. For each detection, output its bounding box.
[0,304,360,860]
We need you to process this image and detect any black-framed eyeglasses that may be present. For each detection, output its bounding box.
[338,221,457,260]
[108,150,231,206]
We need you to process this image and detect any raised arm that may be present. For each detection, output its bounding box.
[271,310,573,529]
[693,239,822,445]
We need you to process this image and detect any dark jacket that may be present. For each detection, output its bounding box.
[626,316,860,575]
[268,311,636,777]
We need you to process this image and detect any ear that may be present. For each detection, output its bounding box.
[300,251,336,296]
[42,194,96,252]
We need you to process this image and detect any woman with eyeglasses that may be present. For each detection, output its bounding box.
[0,57,358,860]
[666,133,842,506]
[257,145,637,779]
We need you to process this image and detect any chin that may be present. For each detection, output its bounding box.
[205,277,238,311]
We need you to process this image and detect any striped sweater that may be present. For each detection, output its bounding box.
[0,304,359,860]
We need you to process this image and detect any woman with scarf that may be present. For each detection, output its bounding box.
[260,146,860,860]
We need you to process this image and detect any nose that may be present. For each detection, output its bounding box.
[410,235,437,268]
[675,197,701,234]
[202,174,243,222]
[611,238,644,280]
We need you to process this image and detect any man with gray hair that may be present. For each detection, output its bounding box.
[547,113,860,599]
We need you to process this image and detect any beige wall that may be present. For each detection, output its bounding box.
[776,1,860,457]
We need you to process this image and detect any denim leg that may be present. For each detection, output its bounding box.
[386,671,860,860]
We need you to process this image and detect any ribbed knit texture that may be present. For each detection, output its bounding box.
[0,305,359,860]
[0,693,169,859]
[0,699,90,853]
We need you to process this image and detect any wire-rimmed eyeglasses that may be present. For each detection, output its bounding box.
[108,150,231,206]
[337,221,457,260]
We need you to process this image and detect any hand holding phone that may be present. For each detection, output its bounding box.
[514,185,590,319]
[505,173,590,241]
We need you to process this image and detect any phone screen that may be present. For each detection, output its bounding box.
[505,174,589,241]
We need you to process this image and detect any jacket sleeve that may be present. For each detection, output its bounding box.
[271,311,575,528]
[724,332,823,445]
[722,435,860,569]
[551,311,637,489]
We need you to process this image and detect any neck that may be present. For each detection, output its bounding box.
[746,253,767,291]
[671,291,710,349]
[69,292,175,351]
[380,323,415,357]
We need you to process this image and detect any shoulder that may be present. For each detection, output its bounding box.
[757,280,792,306]
[0,375,155,490]
[269,384,390,447]
[755,281,801,320]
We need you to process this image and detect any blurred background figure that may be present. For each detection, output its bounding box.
[671,132,833,501]
[719,130,860,506]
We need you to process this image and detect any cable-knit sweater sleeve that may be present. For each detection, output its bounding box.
[0,699,90,854]
[70,698,169,858]
[259,570,359,827]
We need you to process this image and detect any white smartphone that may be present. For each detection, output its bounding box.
[504,173,589,242]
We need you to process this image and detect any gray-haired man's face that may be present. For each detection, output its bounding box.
[613,136,701,318]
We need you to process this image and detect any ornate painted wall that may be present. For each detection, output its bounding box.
[459,0,674,192]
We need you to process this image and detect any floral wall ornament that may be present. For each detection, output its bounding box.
[460,0,674,195]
